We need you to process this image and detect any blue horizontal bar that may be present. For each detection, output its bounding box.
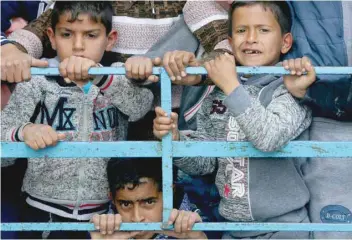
[30,66,352,76]
[2,141,352,158]
[30,67,162,76]
[0,141,161,158]
[2,222,352,232]
[185,66,352,75]
[172,141,352,158]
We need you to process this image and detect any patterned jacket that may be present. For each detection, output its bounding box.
[175,75,312,238]
[1,59,153,220]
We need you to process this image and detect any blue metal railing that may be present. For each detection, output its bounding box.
[1,66,352,232]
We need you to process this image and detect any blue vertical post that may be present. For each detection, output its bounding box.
[160,69,173,227]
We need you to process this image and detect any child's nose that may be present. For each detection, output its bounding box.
[246,29,258,43]
[73,36,84,51]
[131,207,145,223]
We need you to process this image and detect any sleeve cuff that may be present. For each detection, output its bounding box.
[224,85,252,116]
[92,63,114,91]
[293,87,317,107]
[10,122,32,142]
[0,35,13,46]
[7,29,42,58]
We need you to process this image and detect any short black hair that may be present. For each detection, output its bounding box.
[228,1,292,37]
[107,158,177,199]
[51,1,113,35]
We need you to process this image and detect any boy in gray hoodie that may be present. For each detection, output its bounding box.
[154,2,314,238]
[1,1,153,238]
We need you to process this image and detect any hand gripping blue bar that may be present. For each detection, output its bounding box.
[30,66,352,76]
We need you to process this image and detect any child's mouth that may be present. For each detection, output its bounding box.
[243,50,262,55]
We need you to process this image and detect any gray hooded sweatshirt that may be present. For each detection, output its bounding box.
[1,58,153,220]
[175,74,312,238]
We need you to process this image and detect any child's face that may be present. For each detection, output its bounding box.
[229,4,292,66]
[114,178,163,239]
[48,12,116,63]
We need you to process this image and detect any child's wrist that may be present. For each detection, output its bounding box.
[195,75,202,84]
[190,231,207,239]
[222,80,240,95]
[291,88,308,99]
[198,232,208,239]
[296,91,307,99]
[20,122,34,141]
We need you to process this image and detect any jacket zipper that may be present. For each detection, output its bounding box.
[73,83,92,217]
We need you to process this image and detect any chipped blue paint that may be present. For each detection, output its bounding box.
[1,141,162,158]
[185,66,352,75]
[30,67,162,76]
[2,141,352,158]
[160,69,173,225]
[2,222,352,232]
[30,66,352,76]
[172,141,352,158]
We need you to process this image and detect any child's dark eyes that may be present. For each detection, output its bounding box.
[236,29,246,34]
[143,199,156,206]
[59,33,98,38]
[87,33,98,38]
[61,32,71,38]
[259,28,270,33]
[235,28,270,34]
[119,202,132,209]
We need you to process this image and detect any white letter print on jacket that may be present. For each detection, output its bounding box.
[224,116,247,198]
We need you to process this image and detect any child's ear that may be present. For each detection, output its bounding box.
[228,36,234,53]
[106,30,117,52]
[281,32,293,54]
[47,27,56,50]
[109,192,117,206]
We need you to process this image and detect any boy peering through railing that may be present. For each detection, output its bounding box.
[1,2,155,238]
[154,2,315,238]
